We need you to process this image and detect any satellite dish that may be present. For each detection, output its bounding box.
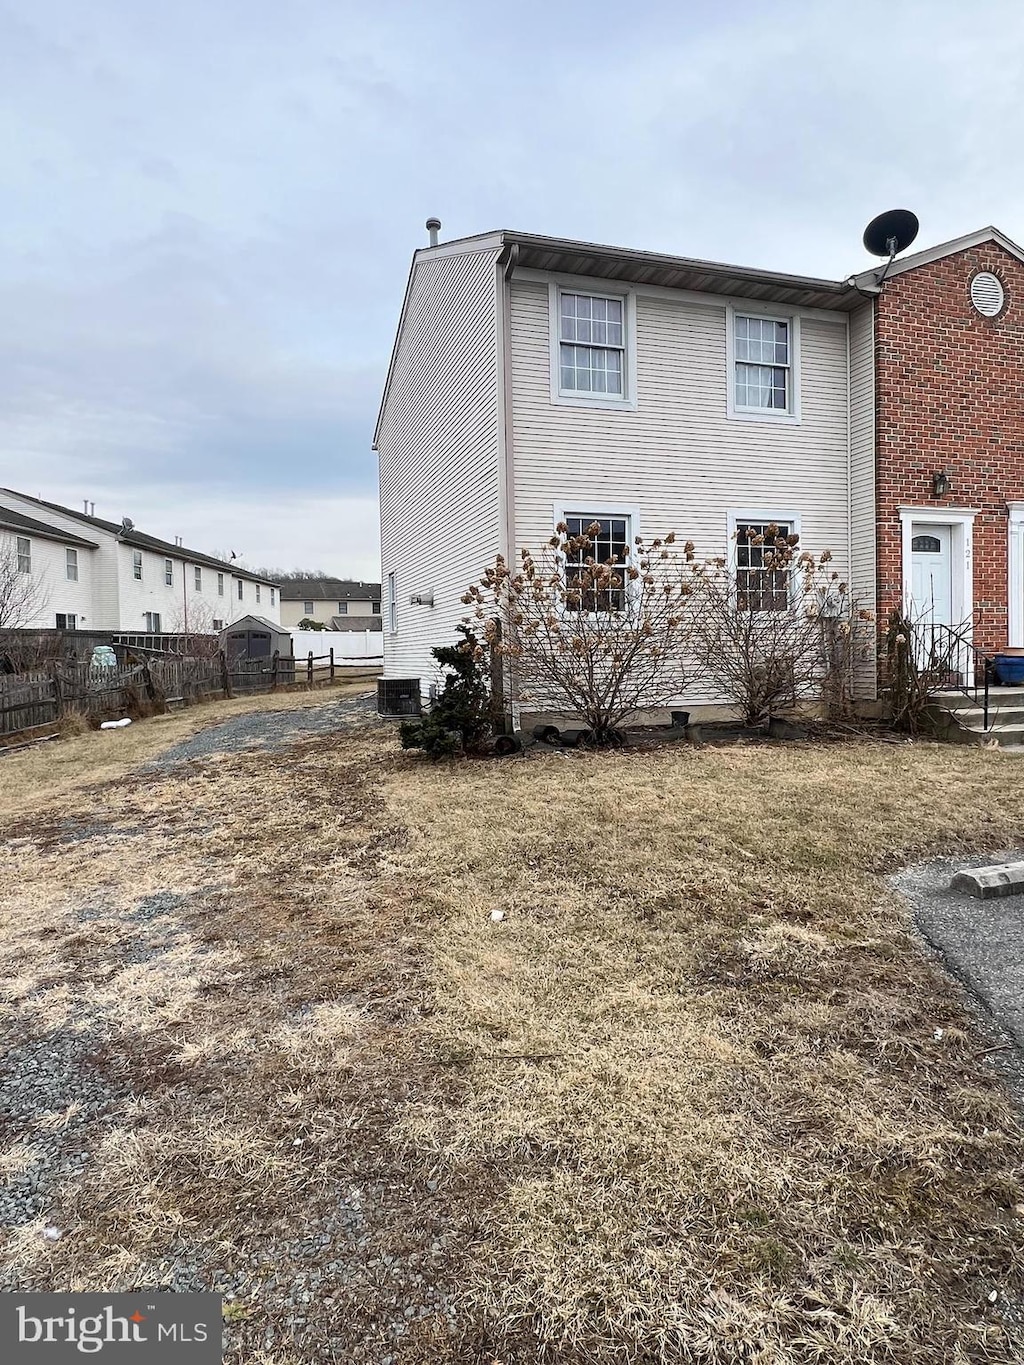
[120,517,134,533]
[863,209,919,259]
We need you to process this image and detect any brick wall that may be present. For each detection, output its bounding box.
[876,242,1024,653]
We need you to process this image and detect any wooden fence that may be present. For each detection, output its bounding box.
[0,649,377,742]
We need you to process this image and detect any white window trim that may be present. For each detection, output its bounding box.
[66,548,78,581]
[164,558,173,586]
[133,550,143,581]
[726,305,801,425]
[727,509,804,608]
[217,572,224,596]
[898,506,977,641]
[16,537,31,573]
[387,571,397,634]
[548,282,638,411]
[1009,502,1024,647]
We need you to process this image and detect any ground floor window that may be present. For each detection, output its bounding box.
[55,613,76,630]
[732,517,795,611]
[561,513,631,611]
[144,611,162,632]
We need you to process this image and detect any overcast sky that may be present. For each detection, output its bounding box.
[2,0,1022,578]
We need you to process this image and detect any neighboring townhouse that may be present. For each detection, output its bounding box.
[279,578,382,631]
[0,489,281,635]
[861,229,1024,659]
[375,221,1024,715]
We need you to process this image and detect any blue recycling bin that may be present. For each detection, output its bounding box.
[992,654,1024,685]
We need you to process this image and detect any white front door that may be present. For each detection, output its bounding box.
[910,524,953,626]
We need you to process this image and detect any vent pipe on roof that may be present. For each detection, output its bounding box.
[90,502,95,516]
[83,499,89,513]
[426,217,441,247]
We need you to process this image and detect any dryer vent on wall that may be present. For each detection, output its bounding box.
[377,678,422,717]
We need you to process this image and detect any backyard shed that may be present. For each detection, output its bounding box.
[221,615,292,664]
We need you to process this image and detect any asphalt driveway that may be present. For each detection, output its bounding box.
[892,851,1024,1100]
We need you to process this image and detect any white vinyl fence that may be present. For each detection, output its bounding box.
[290,629,382,662]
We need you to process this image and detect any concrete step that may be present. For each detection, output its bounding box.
[933,706,1024,728]
[932,685,1024,713]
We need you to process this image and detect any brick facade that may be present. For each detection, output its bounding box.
[875,242,1024,654]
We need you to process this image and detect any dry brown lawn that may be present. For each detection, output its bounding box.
[2,695,1024,1363]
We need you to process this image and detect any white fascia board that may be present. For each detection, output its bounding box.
[852,226,1024,288]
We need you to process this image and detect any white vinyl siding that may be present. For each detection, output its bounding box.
[377,246,501,684]
[510,278,850,706]
[848,301,877,699]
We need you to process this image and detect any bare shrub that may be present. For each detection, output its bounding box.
[688,526,866,726]
[883,608,972,733]
[463,522,702,744]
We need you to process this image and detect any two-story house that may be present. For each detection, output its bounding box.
[279,578,382,632]
[375,221,1024,716]
[0,489,282,636]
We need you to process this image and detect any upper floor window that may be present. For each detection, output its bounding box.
[194,566,202,591]
[734,519,795,612]
[66,548,78,581]
[237,579,244,601]
[164,558,173,586]
[270,587,276,606]
[562,513,631,612]
[337,602,348,615]
[133,550,143,581]
[303,600,314,616]
[255,584,261,603]
[16,537,30,573]
[731,313,797,418]
[557,290,627,400]
[217,572,224,596]
[371,599,381,614]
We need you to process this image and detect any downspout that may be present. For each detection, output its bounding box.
[495,240,519,730]
[846,316,852,613]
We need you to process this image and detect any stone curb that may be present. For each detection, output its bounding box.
[950,863,1024,899]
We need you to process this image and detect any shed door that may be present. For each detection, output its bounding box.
[910,525,953,626]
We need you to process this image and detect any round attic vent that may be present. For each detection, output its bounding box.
[970,272,1005,317]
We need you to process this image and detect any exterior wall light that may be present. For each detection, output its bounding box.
[932,470,951,498]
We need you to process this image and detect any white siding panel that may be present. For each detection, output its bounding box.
[849,301,877,698]
[377,248,501,687]
[510,280,852,705]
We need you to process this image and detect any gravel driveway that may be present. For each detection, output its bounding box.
[0,692,456,1364]
[148,690,381,767]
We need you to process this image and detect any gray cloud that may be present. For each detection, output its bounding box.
[1,0,1023,574]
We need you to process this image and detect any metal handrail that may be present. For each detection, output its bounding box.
[919,622,993,732]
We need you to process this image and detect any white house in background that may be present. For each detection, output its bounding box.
[0,489,281,635]
[374,222,872,713]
